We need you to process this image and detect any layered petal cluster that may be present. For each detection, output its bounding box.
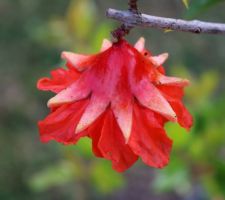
[37,38,193,172]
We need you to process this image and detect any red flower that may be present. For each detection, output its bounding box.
[37,38,193,172]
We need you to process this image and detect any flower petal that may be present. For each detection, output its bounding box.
[98,110,138,172]
[170,100,193,130]
[61,52,93,72]
[47,77,90,107]
[157,73,190,87]
[100,39,112,52]
[112,97,133,144]
[111,62,134,143]
[128,104,172,168]
[75,93,110,133]
[150,53,168,67]
[87,115,104,158]
[134,37,145,52]
[38,100,88,144]
[37,68,79,93]
[158,85,193,130]
[157,85,184,99]
[133,78,177,122]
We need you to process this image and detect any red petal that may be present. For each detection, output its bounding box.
[158,85,193,130]
[37,68,79,93]
[75,93,110,133]
[169,100,193,130]
[157,66,166,74]
[61,52,94,72]
[38,100,88,144]
[157,85,184,99]
[97,110,138,172]
[112,97,133,144]
[47,76,91,107]
[133,78,177,122]
[129,104,172,168]
[157,73,189,87]
[111,66,133,143]
[87,116,104,158]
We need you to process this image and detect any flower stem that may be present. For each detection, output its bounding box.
[111,0,139,41]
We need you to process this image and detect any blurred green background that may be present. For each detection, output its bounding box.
[0,0,225,199]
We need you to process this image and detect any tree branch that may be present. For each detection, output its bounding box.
[107,8,225,35]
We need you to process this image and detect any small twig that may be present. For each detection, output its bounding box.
[107,8,225,35]
[128,0,138,12]
[111,0,139,40]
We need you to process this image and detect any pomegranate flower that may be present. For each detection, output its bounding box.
[37,38,193,172]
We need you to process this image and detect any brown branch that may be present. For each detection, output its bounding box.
[107,8,225,35]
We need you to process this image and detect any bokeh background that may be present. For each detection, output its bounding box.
[1,0,225,199]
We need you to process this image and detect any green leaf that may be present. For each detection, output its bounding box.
[182,0,190,9]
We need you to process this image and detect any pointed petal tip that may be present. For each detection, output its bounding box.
[47,96,67,108]
[151,53,169,67]
[47,98,54,107]
[75,94,110,135]
[162,52,169,57]
[180,79,190,87]
[163,112,177,123]
[138,37,145,44]
[123,129,132,144]
[115,116,132,144]
[157,74,190,87]
[134,80,177,122]
[134,37,146,52]
[172,78,190,86]
[101,39,112,52]
[46,93,78,108]
[47,97,57,107]
[61,51,91,71]
[184,79,190,85]
[75,123,85,134]
[112,99,133,145]
[157,158,170,169]
[61,51,74,61]
[120,120,133,144]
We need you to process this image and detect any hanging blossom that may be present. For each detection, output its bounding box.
[37,37,193,172]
